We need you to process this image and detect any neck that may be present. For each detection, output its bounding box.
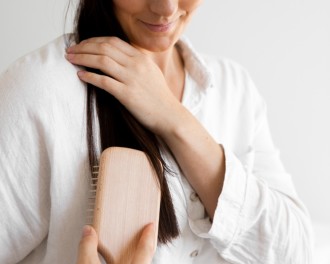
[137,44,184,81]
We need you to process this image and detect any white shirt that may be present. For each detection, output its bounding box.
[0,35,313,264]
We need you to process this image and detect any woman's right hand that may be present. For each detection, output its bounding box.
[76,224,156,264]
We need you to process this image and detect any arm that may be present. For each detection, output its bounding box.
[0,61,51,263]
[140,61,314,262]
[159,106,225,219]
[185,64,315,263]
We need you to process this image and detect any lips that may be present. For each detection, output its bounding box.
[140,21,175,33]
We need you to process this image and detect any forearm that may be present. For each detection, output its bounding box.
[160,107,225,219]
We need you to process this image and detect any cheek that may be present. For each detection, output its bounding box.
[112,0,143,16]
[180,0,203,13]
[112,0,143,33]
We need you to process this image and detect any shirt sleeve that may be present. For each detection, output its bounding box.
[0,60,51,263]
[188,66,314,263]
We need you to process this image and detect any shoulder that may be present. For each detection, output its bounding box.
[196,54,267,131]
[0,34,82,104]
[200,55,262,105]
[0,34,85,116]
[178,36,264,110]
[0,34,86,137]
[178,38,256,96]
[202,55,255,91]
[1,34,73,80]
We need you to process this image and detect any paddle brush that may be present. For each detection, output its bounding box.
[88,147,161,264]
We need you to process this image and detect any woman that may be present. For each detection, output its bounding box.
[0,0,313,263]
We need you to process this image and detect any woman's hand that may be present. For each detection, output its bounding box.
[76,224,156,264]
[65,37,185,136]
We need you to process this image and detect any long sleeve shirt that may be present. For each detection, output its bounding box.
[0,35,313,263]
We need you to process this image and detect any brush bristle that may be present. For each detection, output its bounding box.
[86,165,99,225]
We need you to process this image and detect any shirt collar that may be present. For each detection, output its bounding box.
[176,36,215,90]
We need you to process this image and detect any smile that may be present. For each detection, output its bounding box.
[140,21,175,33]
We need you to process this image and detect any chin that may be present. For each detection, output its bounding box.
[131,36,178,53]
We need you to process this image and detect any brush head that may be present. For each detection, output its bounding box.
[91,147,161,264]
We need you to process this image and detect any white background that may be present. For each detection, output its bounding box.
[1,0,329,251]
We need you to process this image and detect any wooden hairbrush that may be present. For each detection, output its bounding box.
[89,147,161,264]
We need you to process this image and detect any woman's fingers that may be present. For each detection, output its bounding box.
[66,53,126,83]
[77,71,124,99]
[76,225,101,264]
[67,42,129,66]
[131,224,156,264]
[80,37,138,57]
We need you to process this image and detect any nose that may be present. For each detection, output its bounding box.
[149,0,177,17]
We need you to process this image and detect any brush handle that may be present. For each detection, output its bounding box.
[92,147,160,264]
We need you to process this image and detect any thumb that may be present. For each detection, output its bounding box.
[76,225,101,264]
[131,223,156,264]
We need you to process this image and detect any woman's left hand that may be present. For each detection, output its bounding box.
[66,37,185,136]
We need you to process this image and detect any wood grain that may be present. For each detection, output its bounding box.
[92,147,161,264]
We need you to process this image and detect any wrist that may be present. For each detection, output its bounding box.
[159,106,196,146]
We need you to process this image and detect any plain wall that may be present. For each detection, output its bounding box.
[1,0,329,226]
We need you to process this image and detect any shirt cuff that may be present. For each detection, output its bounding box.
[188,145,253,252]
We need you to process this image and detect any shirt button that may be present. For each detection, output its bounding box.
[190,192,199,202]
[190,249,199,257]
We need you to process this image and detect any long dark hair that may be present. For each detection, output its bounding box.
[74,0,179,243]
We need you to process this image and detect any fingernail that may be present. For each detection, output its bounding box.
[146,223,155,233]
[77,71,85,78]
[82,225,92,237]
[65,53,74,61]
